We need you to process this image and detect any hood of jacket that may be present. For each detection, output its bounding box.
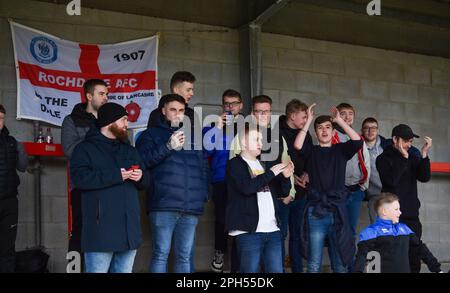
[71,102,96,127]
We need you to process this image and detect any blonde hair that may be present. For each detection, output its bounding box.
[373,192,399,214]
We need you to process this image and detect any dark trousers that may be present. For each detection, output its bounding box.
[401,217,422,273]
[212,182,239,272]
[0,197,18,273]
[68,188,84,269]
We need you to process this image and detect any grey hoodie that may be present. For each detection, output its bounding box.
[366,136,383,197]
[337,130,370,191]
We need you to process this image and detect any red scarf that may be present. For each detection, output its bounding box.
[332,132,368,185]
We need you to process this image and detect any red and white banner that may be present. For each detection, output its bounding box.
[10,21,158,128]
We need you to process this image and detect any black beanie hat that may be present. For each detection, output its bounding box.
[97,103,128,127]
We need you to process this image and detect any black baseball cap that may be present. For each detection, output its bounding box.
[392,124,419,140]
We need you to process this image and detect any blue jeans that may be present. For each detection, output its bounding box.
[235,231,283,273]
[84,250,137,273]
[346,189,365,237]
[307,207,347,273]
[278,197,306,273]
[149,211,198,273]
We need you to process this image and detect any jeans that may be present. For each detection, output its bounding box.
[235,231,283,273]
[307,207,347,273]
[346,189,365,237]
[149,211,198,273]
[84,250,137,273]
[278,197,306,273]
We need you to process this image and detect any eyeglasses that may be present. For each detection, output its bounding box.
[223,101,241,108]
[362,126,378,131]
[253,110,271,115]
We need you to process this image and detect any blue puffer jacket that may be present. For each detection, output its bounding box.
[70,127,149,252]
[202,124,236,183]
[136,115,209,215]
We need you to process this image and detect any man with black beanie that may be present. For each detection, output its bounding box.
[70,103,148,273]
[61,79,108,261]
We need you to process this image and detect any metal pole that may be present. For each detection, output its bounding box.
[239,0,292,114]
[33,121,41,247]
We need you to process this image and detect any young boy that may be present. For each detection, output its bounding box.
[294,105,363,273]
[353,192,443,273]
[376,124,432,273]
[225,124,293,273]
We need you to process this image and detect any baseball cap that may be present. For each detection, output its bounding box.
[392,124,419,140]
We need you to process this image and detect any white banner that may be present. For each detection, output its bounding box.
[10,21,159,128]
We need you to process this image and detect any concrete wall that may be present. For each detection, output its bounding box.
[261,33,450,263]
[0,0,449,272]
[0,0,239,273]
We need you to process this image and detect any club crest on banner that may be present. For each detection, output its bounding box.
[30,36,58,64]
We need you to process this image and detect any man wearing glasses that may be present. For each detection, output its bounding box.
[203,89,243,273]
[361,117,385,223]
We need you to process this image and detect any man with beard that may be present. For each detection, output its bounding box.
[70,103,148,273]
[62,79,108,259]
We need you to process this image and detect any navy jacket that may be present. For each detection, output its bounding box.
[70,127,149,252]
[137,115,209,215]
[353,218,441,273]
[225,155,291,233]
[376,145,430,219]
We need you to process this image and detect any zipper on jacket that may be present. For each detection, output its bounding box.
[96,199,100,224]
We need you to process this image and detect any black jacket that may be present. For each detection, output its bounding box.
[353,218,441,273]
[225,155,291,233]
[279,115,312,196]
[0,127,27,200]
[70,127,149,252]
[61,102,96,159]
[376,145,430,219]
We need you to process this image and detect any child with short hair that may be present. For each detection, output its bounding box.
[352,192,443,273]
[225,124,293,273]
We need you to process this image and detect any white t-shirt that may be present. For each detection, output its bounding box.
[229,157,279,236]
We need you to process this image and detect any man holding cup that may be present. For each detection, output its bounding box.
[137,94,209,273]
